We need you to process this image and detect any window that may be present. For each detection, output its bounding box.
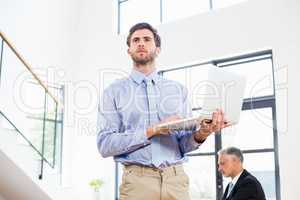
[25,81,64,170]
[114,50,280,200]
[161,50,280,200]
[185,155,217,199]
[117,0,249,34]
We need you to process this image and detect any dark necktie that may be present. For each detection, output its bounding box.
[226,182,234,198]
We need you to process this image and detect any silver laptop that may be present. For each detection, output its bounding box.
[157,67,247,131]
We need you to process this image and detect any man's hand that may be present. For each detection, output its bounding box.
[194,109,231,143]
[146,115,181,138]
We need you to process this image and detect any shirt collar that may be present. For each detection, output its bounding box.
[231,169,244,186]
[130,69,160,85]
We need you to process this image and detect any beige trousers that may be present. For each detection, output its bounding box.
[119,164,190,200]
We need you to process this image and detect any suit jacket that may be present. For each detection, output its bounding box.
[222,170,266,200]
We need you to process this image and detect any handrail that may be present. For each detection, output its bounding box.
[0,30,62,178]
[0,111,53,167]
[0,30,59,106]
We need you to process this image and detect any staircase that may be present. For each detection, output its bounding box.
[0,31,71,200]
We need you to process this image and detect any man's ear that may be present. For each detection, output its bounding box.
[127,48,130,55]
[155,47,161,55]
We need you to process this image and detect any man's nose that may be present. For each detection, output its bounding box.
[138,40,145,46]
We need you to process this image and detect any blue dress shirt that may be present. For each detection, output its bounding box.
[97,69,201,168]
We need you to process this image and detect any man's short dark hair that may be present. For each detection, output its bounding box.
[218,147,244,163]
[126,22,161,48]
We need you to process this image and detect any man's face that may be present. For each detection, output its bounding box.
[218,154,238,178]
[127,29,160,65]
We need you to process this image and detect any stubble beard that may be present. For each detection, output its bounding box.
[131,51,156,66]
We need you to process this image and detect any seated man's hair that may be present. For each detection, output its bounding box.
[218,147,244,162]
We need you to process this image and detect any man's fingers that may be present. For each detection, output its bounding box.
[199,110,232,136]
[212,111,218,126]
[216,109,229,131]
[217,111,223,130]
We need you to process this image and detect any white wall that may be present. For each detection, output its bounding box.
[67,1,118,199]
[0,0,80,73]
[0,194,6,200]
[1,0,299,199]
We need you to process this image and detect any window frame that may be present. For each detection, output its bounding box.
[116,0,247,34]
[26,81,65,173]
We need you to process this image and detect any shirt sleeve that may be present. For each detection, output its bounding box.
[176,86,203,154]
[96,88,151,158]
[176,129,202,154]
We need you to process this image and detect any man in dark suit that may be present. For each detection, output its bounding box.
[218,147,266,200]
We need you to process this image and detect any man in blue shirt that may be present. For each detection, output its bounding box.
[97,22,230,200]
